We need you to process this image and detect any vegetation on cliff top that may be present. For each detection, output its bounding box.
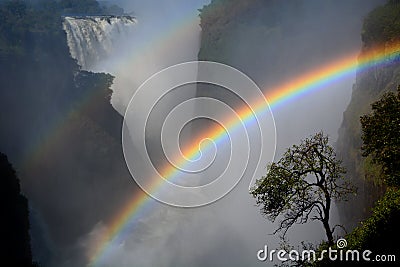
[361,87,400,187]
[337,0,400,226]
[0,0,133,265]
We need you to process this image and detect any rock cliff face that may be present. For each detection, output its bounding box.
[198,0,384,85]
[197,0,400,228]
[0,1,136,265]
[337,0,400,228]
[0,152,36,266]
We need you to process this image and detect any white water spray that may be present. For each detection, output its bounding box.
[62,16,136,71]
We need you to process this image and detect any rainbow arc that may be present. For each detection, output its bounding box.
[88,42,400,266]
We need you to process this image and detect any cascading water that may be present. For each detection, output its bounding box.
[59,8,217,267]
[62,16,136,70]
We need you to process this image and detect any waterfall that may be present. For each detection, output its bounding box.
[62,16,136,70]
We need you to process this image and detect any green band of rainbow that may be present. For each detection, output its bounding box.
[87,42,400,266]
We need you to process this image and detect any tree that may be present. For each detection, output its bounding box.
[251,132,355,246]
[360,86,400,186]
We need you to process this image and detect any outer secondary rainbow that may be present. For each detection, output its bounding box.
[87,41,400,266]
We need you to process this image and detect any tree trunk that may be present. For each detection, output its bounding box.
[323,191,334,246]
[323,219,334,246]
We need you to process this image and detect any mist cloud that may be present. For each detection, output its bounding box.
[55,1,386,266]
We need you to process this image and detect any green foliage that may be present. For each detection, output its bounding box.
[362,155,385,187]
[345,188,400,252]
[59,0,102,15]
[198,0,280,63]
[315,83,400,264]
[0,0,29,55]
[251,132,355,245]
[360,87,400,186]
[312,188,400,266]
[362,0,400,45]
[336,0,400,226]
[59,0,125,15]
[0,0,126,56]
[103,4,124,16]
[0,0,70,56]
